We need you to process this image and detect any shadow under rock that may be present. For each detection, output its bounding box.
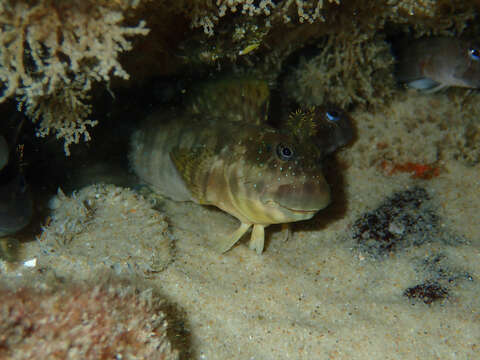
[292,154,351,235]
[157,297,195,360]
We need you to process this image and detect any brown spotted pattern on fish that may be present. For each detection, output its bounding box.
[184,77,270,125]
[395,37,480,92]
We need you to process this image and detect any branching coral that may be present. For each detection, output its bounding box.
[190,0,341,36]
[340,91,480,169]
[385,0,477,36]
[283,29,396,109]
[0,0,149,154]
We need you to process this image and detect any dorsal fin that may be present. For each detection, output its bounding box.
[185,76,270,125]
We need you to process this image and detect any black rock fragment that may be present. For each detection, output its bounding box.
[403,282,449,305]
[352,187,438,257]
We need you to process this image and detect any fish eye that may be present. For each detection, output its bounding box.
[276,143,294,161]
[468,47,480,61]
[326,109,341,122]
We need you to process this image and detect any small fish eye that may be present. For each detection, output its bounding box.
[276,144,294,161]
[326,110,341,122]
[468,47,480,61]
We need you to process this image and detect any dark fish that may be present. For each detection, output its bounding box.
[286,106,354,157]
[395,37,480,92]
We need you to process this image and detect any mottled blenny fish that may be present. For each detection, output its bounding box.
[395,37,480,92]
[130,78,352,254]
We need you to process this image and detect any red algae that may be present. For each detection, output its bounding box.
[380,160,441,179]
[0,282,178,360]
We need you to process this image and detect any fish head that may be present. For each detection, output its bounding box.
[395,37,480,90]
[314,106,355,154]
[423,38,480,88]
[230,128,331,225]
[456,41,480,88]
[287,106,354,157]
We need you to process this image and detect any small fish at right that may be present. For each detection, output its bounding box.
[394,37,480,92]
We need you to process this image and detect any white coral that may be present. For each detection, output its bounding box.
[192,0,340,35]
[0,0,149,154]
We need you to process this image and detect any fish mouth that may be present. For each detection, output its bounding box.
[278,204,318,214]
[265,200,319,215]
[265,180,331,215]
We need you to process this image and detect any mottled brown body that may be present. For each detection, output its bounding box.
[185,77,270,125]
[395,37,480,92]
[130,110,331,254]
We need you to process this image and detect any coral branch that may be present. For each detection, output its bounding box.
[0,0,149,154]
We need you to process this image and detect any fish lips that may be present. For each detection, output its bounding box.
[266,178,331,217]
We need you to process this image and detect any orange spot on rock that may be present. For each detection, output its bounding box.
[380,161,441,179]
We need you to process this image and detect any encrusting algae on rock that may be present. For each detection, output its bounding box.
[129,78,353,254]
[0,280,179,360]
[38,184,173,276]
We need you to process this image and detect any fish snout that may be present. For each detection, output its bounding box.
[274,176,331,214]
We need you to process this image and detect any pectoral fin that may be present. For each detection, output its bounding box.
[217,222,252,253]
[249,224,265,255]
[407,78,449,93]
[280,223,291,242]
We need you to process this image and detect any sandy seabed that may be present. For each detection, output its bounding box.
[1,93,479,360]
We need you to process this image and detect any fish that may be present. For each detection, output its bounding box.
[129,77,354,254]
[285,106,354,157]
[394,37,480,92]
[184,76,270,125]
[130,112,334,254]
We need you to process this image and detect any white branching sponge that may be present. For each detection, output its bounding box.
[0,0,149,154]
